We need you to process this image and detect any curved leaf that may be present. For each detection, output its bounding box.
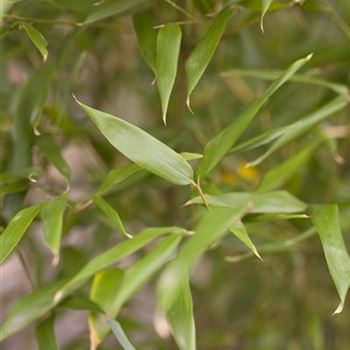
[22,23,48,61]
[36,314,58,350]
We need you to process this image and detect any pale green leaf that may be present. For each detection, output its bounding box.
[186,9,234,109]
[108,319,137,350]
[75,98,194,185]
[312,205,350,314]
[84,0,146,24]
[197,54,312,178]
[248,96,348,167]
[167,280,196,350]
[156,23,182,124]
[158,205,247,310]
[40,195,68,264]
[22,23,48,61]
[260,0,274,32]
[186,190,306,214]
[93,195,132,238]
[230,220,262,260]
[0,204,40,263]
[133,10,157,72]
[36,314,58,350]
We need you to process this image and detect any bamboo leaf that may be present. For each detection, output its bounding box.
[158,205,247,310]
[197,54,312,179]
[312,205,350,314]
[230,220,262,260]
[36,314,58,350]
[84,0,147,25]
[186,190,306,214]
[167,280,196,350]
[133,10,157,72]
[260,0,274,32]
[186,9,234,109]
[156,23,182,124]
[40,195,68,265]
[22,23,48,61]
[75,98,194,186]
[108,319,137,350]
[93,195,132,238]
[0,204,40,263]
[248,96,348,167]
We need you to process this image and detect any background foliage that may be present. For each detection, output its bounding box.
[1,0,350,349]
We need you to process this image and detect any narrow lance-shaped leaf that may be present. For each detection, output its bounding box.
[89,269,125,350]
[36,314,58,350]
[167,279,196,350]
[260,0,274,32]
[1,227,184,341]
[158,205,247,310]
[22,23,48,61]
[186,190,306,214]
[133,10,157,72]
[0,204,41,263]
[75,98,194,186]
[230,220,262,260]
[248,95,348,167]
[197,54,312,179]
[156,23,182,124]
[40,195,68,265]
[93,235,182,347]
[186,9,234,109]
[312,205,350,314]
[93,195,132,238]
[108,320,137,350]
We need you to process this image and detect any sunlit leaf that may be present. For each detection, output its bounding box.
[186,9,234,109]
[260,0,274,32]
[108,319,137,350]
[0,204,40,263]
[312,205,350,314]
[167,280,196,350]
[36,314,58,350]
[75,98,194,185]
[156,23,181,124]
[93,195,132,238]
[158,205,247,310]
[40,195,68,265]
[186,190,306,214]
[248,96,348,166]
[197,54,312,179]
[22,23,48,61]
[230,220,262,260]
[133,10,157,72]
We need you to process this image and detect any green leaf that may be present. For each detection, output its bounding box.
[93,235,182,347]
[186,190,306,214]
[1,227,183,341]
[22,23,48,61]
[167,280,196,350]
[36,135,71,190]
[0,204,40,263]
[158,205,247,310]
[36,314,58,350]
[108,319,137,350]
[40,195,68,264]
[260,0,274,32]
[186,9,234,109]
[248,96,348,166]
[89,269,125,349]
[197,54,312,179]
[257,141,319,191]
[97,164,143,195]
[230,220,262,260]
[312,205,350,314]
[84,0,147,25]
[93,195,132,238]
[156,23,182,124]
[133,10,157,72]
[75,98,194,186]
